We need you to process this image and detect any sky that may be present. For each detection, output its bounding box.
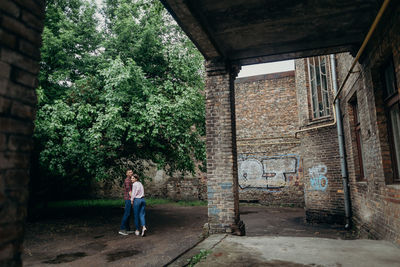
[237,60,295,78]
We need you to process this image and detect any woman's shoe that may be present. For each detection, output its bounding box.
[135,230,140,236]
[141,227,147,237]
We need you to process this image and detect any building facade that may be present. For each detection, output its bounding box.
[293,2,400,241]
[1,0,400,265]
[334,4,400,242]
[295,56,346,224]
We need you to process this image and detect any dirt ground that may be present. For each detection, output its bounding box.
[23,204,208,267]
[22,204,354,266]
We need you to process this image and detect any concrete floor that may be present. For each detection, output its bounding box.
[169,206,400,267]
[23,205,400,266]
[240,206,354,239]
[170,234,400,267]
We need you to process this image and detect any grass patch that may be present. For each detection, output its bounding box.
[146,198,173,205]
[45,198,206,209]
[47,199,123,208]
[187,249,212,267]
[145,199,206,207]
[175,200,207,206]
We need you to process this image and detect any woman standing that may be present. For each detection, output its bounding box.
[130,174,147,236]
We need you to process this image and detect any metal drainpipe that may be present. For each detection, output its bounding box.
[330,54,351,229]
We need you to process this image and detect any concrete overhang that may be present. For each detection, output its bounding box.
[160,0,381,65]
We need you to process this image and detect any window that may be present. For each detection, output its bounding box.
[307,56,331,119]
[351,99,365,181]
[383,59,400,183]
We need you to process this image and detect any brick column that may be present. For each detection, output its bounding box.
[0,0,45,265]
[204,59,245,235]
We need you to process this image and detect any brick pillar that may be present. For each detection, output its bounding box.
[0,0,45,265]
[204,59,245,235]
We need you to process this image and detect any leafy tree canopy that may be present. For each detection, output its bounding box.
[34,0,205,182]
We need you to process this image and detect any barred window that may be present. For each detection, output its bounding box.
[307,56,330,119]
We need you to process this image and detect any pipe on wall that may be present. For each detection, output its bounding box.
[332,0,391,103]
[330,54,351,229]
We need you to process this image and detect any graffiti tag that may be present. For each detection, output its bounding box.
[308,164,328,191]
[239,159,264,188]
[238,155,298,190]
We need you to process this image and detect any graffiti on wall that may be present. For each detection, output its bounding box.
[239,159,264,188]
[308,164,328,191]
[238,155,299,190]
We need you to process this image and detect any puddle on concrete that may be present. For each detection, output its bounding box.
[106,250,140,262]
[42,252,87,264]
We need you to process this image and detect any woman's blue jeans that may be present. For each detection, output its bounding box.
[133,198,146,230]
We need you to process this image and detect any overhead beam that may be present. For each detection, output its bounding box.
[161,0,380,65]
[160,0,221,60]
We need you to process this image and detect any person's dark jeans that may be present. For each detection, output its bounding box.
[133,198,146,230]
[120,200,132,230]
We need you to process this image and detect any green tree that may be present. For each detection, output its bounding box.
[34,0,205,190]
[38,0,102,103]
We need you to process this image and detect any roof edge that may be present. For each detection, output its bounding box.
[235,70,295,83]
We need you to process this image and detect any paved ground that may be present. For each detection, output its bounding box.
[240,206,354,239]
[171,234,400,267]
[169,206,400,267]
[24,204,399,266]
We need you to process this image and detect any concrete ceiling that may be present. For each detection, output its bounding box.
[160,0,381,65]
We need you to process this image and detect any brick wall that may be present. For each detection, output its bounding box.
[0,0,45,265]
[295,58,345,224]
[300,127,344,223]
[92,163,207,201]
[235,71,304,207]
[336,2,400,245]
[204,60,243,234]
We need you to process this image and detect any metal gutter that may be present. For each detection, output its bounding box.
[330,54,351,229]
